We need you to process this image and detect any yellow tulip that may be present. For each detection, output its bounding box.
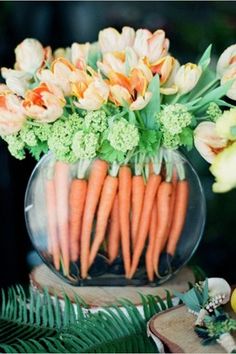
[216,108,236,140]
[210,142,236,192]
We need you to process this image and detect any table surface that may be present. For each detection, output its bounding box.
[30,264,194,307]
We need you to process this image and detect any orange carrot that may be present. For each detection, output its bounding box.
[129,173,162,279]
[45,178,60,270]
[69,179,87,262]
[166,179,189,256]
[145,195,158,281]
[131,175,145,248]
[161,168,178,251]
[54,161,70,275]
[108,194,120,263]
[152,181,173,275]
[89,174,118,266]
[80,159,108,279]
[119,165,132,277]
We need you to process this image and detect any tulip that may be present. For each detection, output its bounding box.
[99,26,135,53]
[194,122,227,163]
[221,64,236,100]
[71,42,90,69]
[151,55,176,84]
[39,58,76,96]
[53,47,71,61]
[1,68,32,97]
[0,85,26,135]
[160,59,180,95]
[98,51,127,76]
[216,108,236,140]
[217,44,236,77]
[210,142,236,193]
[73,78,109,110]
[174,63,202,95]
[15,38,46,74]
[23,82,65,122]
[134,29,169,64]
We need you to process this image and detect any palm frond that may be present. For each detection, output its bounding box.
[0,285,174,353]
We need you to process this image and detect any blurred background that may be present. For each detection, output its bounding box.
[0,1,236,288]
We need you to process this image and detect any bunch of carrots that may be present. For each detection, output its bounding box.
[45,154,189,281]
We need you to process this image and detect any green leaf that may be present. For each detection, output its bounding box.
[198,44,212,71]
[139,129,161,156]
[141,74,160,129]
[179,127,193,150]
[195,80,233,110]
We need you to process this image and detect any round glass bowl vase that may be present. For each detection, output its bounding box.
[25,151,206,286]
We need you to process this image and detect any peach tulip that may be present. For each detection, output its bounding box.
[217,44,236,77]
[133,29,169,64]
[220,65,236,100]
[38,58,76,96]
[15,38,49,74]
[160,58,180,95]
[0,85,26,135]
[23,82,65,122]
[174,63,202,95]
[151,55,176,84]
[71,42,90,69]
[99,26,135,53]
[194,122,227,163]
[1,68,32,97]
[73,78,109,110]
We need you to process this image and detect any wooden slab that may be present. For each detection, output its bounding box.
[30,264,194,308]
[149,304,236,353]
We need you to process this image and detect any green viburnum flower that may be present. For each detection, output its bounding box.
[32,123,51,142]
[207,102,222,122]
[3,134,25,160]
[157,103,192,135]
[47,113,83,163]
[107,118,139,153]
[84,110,107,133]
[161,129,181,149]
[72,131,99,159]
[20,125,37,147]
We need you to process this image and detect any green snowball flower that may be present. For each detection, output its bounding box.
[161,129,181,149]
[207,102,222,122]
[107,118,139,153]
[3,134,25,160]
[157,103,192,135]
[20,125,37,147]
[84,110,107,133]
[72,131,99,159]
[33,123,51,142]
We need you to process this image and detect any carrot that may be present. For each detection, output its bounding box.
[54,161,70,275]
[89,170,119,267]
[166,179,189,256]
[45,178,60,270]
[69,179,87,262]
[161,168,178,251]
[108,194,120,263]
[152,181,173,276]
[119,165,132,277]
[145,197,158,281]
[80,159,108,279]
[131,175,145,248]
[129,173,162,279]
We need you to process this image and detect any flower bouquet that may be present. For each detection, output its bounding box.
[0,27,234,285]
